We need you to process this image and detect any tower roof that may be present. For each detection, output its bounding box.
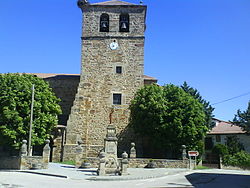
[92,0,136,6]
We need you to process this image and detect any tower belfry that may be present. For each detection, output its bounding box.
[63,0,147,159]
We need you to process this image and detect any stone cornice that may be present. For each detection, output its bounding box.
[81,36,145,40]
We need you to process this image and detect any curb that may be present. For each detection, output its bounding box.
[87,171,171,181]
[18,171,68,179]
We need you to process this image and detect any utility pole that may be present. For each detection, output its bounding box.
[28,84,35,156]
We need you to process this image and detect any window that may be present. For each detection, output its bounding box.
[116,66,122,74]
[100,13,109,32]
[205,137,213,150]
[119,14,129,32]
[113,94,122,105]
[216,135,221,142]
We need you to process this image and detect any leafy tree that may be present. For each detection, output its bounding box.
[0,73,61,149]
[212,144,229,157]
[181,81,214,129]
[226,135,244,155]
[130,84,208,158]
[233,101,250,133]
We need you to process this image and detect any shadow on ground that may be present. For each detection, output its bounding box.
[185,172,250,188]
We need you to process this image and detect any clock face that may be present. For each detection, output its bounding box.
[110,41,118,50]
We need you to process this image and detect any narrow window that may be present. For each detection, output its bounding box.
[116,66,122,74]
[100,13,109,32]
[113,94,122,105]
[119,14,129,32]
[205,137,213,150]
[216,135,221,142]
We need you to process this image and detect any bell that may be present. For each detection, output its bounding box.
[101,22,107,28]
[121,22,127,29]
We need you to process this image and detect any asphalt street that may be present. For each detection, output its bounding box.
[0,163,250,188]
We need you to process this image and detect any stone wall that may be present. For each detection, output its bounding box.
[80,157,188,169]
[0,156,45,170]
[0,156,21,169]
[45,75,80,126]
[128,158,189,168]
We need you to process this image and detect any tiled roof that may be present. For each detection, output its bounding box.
[27,73,80,79]
[29,73,157,81]
[92,0,136,6]
[143,75,157,81]
[208,119,245,135]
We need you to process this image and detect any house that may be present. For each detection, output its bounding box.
[205,118,250,153]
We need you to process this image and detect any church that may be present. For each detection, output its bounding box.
[32,0,157,162]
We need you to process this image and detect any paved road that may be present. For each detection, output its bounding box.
[0,164,250,188]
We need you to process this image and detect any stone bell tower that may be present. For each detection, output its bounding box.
[63,0,147,160]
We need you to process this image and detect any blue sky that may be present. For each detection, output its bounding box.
[0,0,250,121]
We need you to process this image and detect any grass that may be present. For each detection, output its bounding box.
[58,160,76,166]
[194,165,212,170]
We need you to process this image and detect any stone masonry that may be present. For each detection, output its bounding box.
[63,1,147,160]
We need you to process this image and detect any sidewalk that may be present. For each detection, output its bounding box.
[18,163,190,181]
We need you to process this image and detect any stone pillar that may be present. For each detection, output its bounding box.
[43,140,50,166]
[75,141,83,168]
[98,151,106,176]
[219,156,223,169]
[20,140,28,156]
[182,145,187,160]
[130,143,136,158]
[121,151,129,175]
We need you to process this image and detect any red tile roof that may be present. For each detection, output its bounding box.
[28,73,157,81]
[92,0,136,6]
[208,119,245,135]
[27,73,79,79]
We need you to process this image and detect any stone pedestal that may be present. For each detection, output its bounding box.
[130,142,136,158]
[182,145,187,160]
[98,124,121,176]
[20,140,28,156]
[121,152,129,175]
[75,141,83,168]
[98,151,106,176]
[43,140,50,167]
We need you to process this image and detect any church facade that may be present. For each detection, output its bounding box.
[32,0,155,161]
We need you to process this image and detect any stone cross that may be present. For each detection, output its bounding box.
[109,108,114,124]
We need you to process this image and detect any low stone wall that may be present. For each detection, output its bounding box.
[20,156,47,170]
[81,157,188,169]
[128,158,189,168]
[0,140,50,170]
[0,156,46,170]
[0,156,21,169]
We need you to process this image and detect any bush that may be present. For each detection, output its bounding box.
[212,144,229,157]
[226,135,244,155]
[223,151,250,169]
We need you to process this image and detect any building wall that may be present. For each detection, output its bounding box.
[45,75,80,125]
[207,134,250,153]
[63,4,147,159]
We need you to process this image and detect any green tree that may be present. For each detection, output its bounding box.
[226,135,244,155]
[212,144,229,157]
[130,84,208,158]
[233,101,250,133]
[0,73,61,149]
[181,81,214,129]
